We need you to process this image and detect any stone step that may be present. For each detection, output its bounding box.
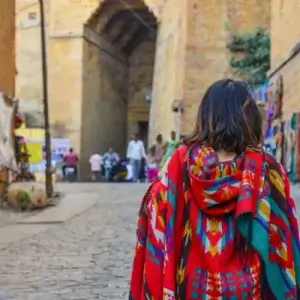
[17,193,98,224]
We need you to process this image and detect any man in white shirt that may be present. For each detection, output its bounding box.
[126,134,147,182]
[89,153,103,181]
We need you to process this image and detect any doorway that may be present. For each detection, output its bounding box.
[80,0,157,178]
[138,121,148,150]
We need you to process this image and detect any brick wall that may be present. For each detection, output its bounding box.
[182,0,229,135]
[0,0,15,96]
[15,1,47,102]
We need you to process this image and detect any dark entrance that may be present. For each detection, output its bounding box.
[138,121,148,150]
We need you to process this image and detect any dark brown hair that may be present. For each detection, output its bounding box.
[185,79,262,153]
[156,134,163,143]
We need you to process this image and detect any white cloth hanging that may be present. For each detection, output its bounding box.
[0,92,18,174]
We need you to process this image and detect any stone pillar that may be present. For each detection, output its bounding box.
[148,0,186,144]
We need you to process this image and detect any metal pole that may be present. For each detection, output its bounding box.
[39,0,53,197]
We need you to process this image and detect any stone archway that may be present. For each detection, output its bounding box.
[45,0,186,180]
[79,0,158,178]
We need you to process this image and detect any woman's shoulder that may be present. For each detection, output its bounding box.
[162,145,187,168]
[260,150,291,195]
[174,144,188,157]
[262,150,285,175]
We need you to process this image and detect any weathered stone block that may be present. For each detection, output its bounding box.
[7,181,47,209]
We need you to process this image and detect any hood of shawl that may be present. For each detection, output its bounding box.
[187,145,246,216]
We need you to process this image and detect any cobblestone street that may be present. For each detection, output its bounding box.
[0,183,146,300]
[0,182,299,300]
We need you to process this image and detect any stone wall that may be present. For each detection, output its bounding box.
[15,0,50,103]
[181,0,270,136]
[270,54,300,121]
[269,0,300,120]
[148,0,186,143]
[271,0,300,68]
[47,36,84,153]
[80,28,128,178]
[127,40,155,141]
[0,0,15,96]
[15,0,52,127]
[48,0,163,36]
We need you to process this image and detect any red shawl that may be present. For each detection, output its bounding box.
[129,145,300,299]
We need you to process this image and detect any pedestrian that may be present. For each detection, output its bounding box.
[146,145,159,183]
[159,130,180,171]
[129,79,300,299]
[89,152,103,181]
[63,148,79,180]
[154,133,164,166]
[102,148,119,181]
[126,134,147,182]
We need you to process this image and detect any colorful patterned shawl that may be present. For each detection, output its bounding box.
[129,145,300,299]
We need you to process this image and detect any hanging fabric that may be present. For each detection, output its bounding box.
[0,92,18,173]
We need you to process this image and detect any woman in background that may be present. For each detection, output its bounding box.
[146,146,159,183]
[154,134,164,167]
[159,130,180,171]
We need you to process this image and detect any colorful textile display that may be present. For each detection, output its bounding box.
[275,124,283,163]
[283,120,291,171]
[129,145,300,299]
[289,114,297,182]
[274,75,283,119]
[295,113,300,181]
[282,121,288,168]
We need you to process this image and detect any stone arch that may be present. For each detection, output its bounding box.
[79,0,159,178]
[85,0,163,27]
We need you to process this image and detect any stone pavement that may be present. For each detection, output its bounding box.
[0,182,298,300]
[0,183,146,300]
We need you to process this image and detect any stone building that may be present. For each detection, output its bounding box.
[0,0,15,97]
[268,1,300,121]
[16,0,269,179]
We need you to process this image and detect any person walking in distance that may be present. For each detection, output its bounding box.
[63,148,79,179]
[89,152,103,181]
[159,130,180,172]
[127,134,147,182]
[102,148,119,181]
[154,134,164,167]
